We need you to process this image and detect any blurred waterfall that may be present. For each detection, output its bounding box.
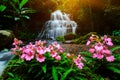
[37,10,77,40]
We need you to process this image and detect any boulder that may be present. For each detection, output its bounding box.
[64,33,77,40]
[0,30,14,50]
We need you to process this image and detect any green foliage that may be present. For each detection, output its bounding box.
[19,0,28,9]
[1,51,99,80]
[52,66,58,80]
[112,30,120,36]
[78,45,120,80]
[60,68,73,80]
[106,46,120,75]
[0,0,36,40]
[56,36,65,42]
[0,5,6,12]
[110,45,120,52]
[17,31,35,40]
[110,36,120,45]
[1,37,120,79]
[8,0,35,21]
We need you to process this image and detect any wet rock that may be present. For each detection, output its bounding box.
[0,30,14,50]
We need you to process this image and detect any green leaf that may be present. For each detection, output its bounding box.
[41,64,47,73]
[110,46,120,52]
[34,71,42,78]
[7,72,14,77]
[80,52,92,57]
[10,2,19,12]
[100,77,105,80]
[60,68,73,80]
[0,5,6,12]
[52,66,58,80]
[113,54,120,61]
[75,76,87,80]
[19,0,28,9]
[12,0,18,2]
[107,66,120,74]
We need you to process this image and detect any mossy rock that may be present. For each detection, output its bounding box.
[73,32,97,44]
[64,33,77,40]
[0,30,14,50]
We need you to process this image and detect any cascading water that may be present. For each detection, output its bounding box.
[37,10,77,40]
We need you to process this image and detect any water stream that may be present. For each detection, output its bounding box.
[0,49,14,76]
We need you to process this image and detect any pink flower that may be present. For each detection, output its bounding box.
[94,43,103,51]
[93,53,104,59]
[58,47,63,53]
[13,38,23,45]
[102,35,113,46]
[35,40,46,46]
[106,41,113,46]
[66,53,71,58]
[26,42,35,49]
[103,48,111,56]
[21,53,26,60]
[10,48,17,54]
[52,42,63,52]
[77,62,84,69]
[55,55,61,60]
[89,47,95,53]
[50,51,58,58]
[86,35,95,45]
[97,54,104,59]
[36,46,46,55]
[47,45,54,52]
[21,49,34,61]
[86,40,91,46]
[36,54,45,63]
[74,55,85,69]
[106,56,115,62]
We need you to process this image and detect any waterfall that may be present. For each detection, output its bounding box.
[37,10,77,40]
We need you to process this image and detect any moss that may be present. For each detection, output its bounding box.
[56,36,65,42]
[73,32,98,44]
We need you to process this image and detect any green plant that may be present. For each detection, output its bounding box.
[1,35,120,80]
[79,45,120,80]
[1,38,86,80]
[112,30,120,36]
[0,0,35,35]
[0,0,36,41]
[0,5,6,12]
[18,31,35,40]
[110,36,120,45]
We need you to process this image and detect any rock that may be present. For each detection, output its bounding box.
[0,30,14,50]
[64,33,77,40]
